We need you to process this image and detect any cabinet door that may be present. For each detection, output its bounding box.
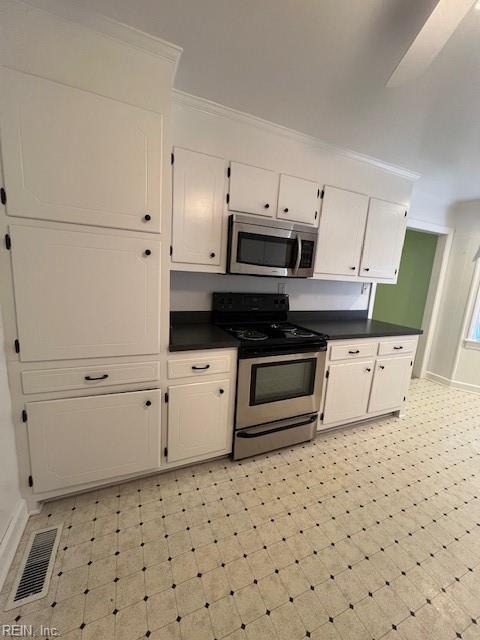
[10,225,161,361]
[315,186,369,276]
[360,199,407,280]
[322,361,374,424]
[0,69,162,232]
[368,357,412,413]
[27,390,161,493]
[172,148,226,266]
[167,379,232,463]
[277,174,320,226]
[228,162,278,217]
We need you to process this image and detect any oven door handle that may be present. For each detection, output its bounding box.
[293,235,302,274]
[236,415,317,439]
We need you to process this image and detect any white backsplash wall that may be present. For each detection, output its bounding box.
[171,271,370,312]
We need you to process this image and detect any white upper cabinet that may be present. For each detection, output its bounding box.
[368,356,412,413]
[315,186,369,276]
[0,69,163,232]
[167,379,232,463]
[172,148,227,267]
[228,161,278,217]
[27,389,161,493]
[10,225,161,361]
[360,199,407,280]
[277,174,320,226]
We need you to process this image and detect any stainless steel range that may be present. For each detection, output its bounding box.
[212,293,328,460]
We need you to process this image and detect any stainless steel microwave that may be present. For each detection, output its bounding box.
[227,213,317,278]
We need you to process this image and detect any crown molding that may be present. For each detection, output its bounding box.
[16,0,183,67]
[172,89,421,182]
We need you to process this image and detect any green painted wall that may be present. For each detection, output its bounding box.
[373,229,438,330]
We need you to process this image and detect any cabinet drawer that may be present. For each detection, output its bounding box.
[329,341,377,361]
[168,354,233,379]
[22,362,160,394]
[378,339,416,356]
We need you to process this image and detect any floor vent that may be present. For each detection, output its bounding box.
[5,524,63,611]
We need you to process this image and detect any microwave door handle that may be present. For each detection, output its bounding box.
[294,235,302,274]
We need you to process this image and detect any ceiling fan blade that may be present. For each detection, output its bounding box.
[387,0,476,87]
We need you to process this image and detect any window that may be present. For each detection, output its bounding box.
[466,262,480,347]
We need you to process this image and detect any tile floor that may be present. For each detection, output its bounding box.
[2,379,480,640]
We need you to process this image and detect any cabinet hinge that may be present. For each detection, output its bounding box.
[28,475,33,488]
[320,412,324,421]
[325,370,330,379]
[164,447,168,457]
[320,189,325,199]
[0,187,6,205]
[164,392,169,403]
[5,233,11,250]
[14,339,20,354]
[22,409,27,423]
[170,245,173,257]
[226,193,230,204]
[227,167,231,178]
[171,152,174,165]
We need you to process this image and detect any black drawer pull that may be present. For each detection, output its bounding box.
[379,365,385,370]
[143,214,151,221]
[365,368,371,372]
[349,266,356,271]
[145,400,152,407]
[144,249,152,256]
[219,388,225,394]
[283,208,289,213]
[364,267,370,272]
[192,364,210,371]
[264,203,270,209]
[85,374,109,381]
[393,346,404,350]
[210,252,216,258]
[348,350,360,354]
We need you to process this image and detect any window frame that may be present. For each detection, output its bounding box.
[464,260,480,350]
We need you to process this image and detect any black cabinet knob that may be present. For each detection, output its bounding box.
[264,203,270,209]
[363,267,370,272]
[210,252,216,258]
[366,368,371,372]
[349,266,356,271]
[219,388,225,394]
[283,208,289,213]
[379,365,385,370]
[144,249,151,256]
[145,400,152,406]
[143,214,151,221]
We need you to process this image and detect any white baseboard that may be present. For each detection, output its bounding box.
[0,499,28,592]
[424,371,480,394]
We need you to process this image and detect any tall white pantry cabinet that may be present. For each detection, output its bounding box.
[0,0,181,506]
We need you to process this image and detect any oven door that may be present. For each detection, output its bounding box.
[228,218,317,277]
[236,350,325,428]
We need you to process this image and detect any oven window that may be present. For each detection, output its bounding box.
[250,358,316,405]
[237,232,296,269]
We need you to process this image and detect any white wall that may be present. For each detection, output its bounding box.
[427,202,480,392]
[171,271,370,312]
[171,91,416,313]
[0,307,26,589]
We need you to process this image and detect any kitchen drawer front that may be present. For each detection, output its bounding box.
[168,353,233,380]
[329,341,378,361]
[378,339,417,356]
[22,362,160,394]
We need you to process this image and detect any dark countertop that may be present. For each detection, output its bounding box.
[169,310,422,352]
[169,322,240,352]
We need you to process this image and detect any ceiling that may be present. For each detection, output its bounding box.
[65,0,480,219]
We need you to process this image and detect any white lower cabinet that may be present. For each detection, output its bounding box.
[167,379,232,463]
[27,389,161,493]
[368,357,412,413]
[323,361,374,424]
[320,336,418,428]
